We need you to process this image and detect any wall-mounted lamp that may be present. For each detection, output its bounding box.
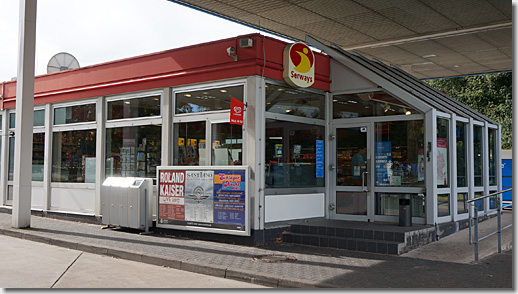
[227,47,238,62]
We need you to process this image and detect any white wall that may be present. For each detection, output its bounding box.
[265,193,325,223]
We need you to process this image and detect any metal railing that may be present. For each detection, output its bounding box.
[467,188,512,262]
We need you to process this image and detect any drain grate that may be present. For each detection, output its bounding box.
[253,254,297,263]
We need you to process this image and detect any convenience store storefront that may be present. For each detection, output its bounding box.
[0,34,502,242]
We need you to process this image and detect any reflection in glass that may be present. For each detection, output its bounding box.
[374,120,424,187]
[211,123,242,166]
[32,133,45,181]
[265,119,324,188]
[475,192,484,211]
[336,127,367,186]
[437,118,449,188]
[106,125,161,178]
[375,193,425,217]
[473,126,483,186]
[437,194,450,217]
[266,84,324,119]
[9,113,15,128]
[489,190,498,210]
[52,130,97,183]
[337,191,367,215]
[108,96,160,120]
[8,137,14,181]
[176,86,243,114]
[34,110,45,127]
[9,110,46,128]
[54,104,96,125]
[457,193,468,214]
[488,129,497,186]
[173,122,206,166]
[456,122,467,187]
[333,91,419,119]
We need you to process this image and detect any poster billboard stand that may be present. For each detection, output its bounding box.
[156,166,250,236]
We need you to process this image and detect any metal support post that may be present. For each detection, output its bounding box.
[473,203,478,262]
[497,197,502,253]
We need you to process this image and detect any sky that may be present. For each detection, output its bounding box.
[0,0,287,83]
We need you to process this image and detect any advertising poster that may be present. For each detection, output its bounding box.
[316,140,324,178]
[157,167,249,235]
[213,170,246,227]
[437,138,448,185]
[375,141,392,186]
[275,144,283,158]
[158,170,186,221]
[184,170,214,223]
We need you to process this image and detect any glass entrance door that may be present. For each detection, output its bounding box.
[332,124,372,221]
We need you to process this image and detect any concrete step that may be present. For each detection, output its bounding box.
[282,232,404,254]
[283,223,437,255]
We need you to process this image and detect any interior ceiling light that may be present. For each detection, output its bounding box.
[124,101,131,104]
[348,100,358,104]
[220,89,227,93]
[406,110,412,115]
[332,99,338,102]
[422,54,437,58]
[383,103,390,112]
[184,94,191,97]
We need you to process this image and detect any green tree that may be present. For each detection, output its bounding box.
[425,72,512,149]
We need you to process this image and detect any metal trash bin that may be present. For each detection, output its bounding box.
[399,194,412,227]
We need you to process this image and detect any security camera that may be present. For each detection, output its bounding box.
[227,46,237,61]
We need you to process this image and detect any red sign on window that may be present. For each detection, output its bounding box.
[230,96,244,125]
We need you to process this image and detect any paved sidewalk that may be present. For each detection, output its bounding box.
[0,211,513,288]
[0,234,267,288]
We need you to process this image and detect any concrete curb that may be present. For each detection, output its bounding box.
[0,227,339,288]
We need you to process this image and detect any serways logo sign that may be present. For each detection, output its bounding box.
[283,42,315,88]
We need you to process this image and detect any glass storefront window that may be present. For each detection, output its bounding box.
[211,123,242,166]
[457,193,468,214]
[474,191,484,211]
[336,127,367,186]
[9,113,15,128]
[52,130,96,183]
[54,103,96,125]
[375,193,425,217]
[437,194,450,217]
[8,137,14,181]
[374,120,424,187]
[32,133,45,181]
[265,119,325,189]
[337,191,367,215]
[333,91,419,119]
[173,121,206,166]
[106,125,161,178]
[473,126,483,186]
[488,128,497,186]
[8,110,45,128]
[437,118,449,188]
[456,122,467,187]
[266,84,325,119]
[175,86,243,114]
[489,190,498,210]
[34,110,45,126]
[107,96,160,120]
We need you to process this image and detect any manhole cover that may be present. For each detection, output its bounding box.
[253,254,297,263]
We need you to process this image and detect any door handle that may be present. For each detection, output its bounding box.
[362,171,370,192]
